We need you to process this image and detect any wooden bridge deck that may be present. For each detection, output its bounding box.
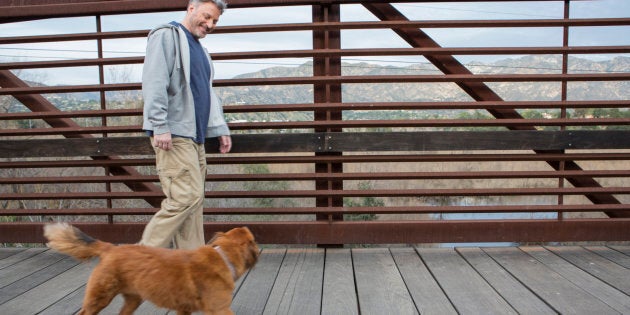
[0,246,629,314]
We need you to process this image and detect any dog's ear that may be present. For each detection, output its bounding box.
[208,232,224,244]
[237,227,255,243]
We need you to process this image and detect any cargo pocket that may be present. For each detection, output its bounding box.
[158,167,194,207]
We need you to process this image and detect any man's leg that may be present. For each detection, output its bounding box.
[172,141,207,249]
[140,138,205,248]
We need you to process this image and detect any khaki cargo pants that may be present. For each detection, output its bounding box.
[140,137,207,249]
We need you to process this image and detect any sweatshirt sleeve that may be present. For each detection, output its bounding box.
[207,90,230,138]
[206,49,230,138]
[142,29,175,135]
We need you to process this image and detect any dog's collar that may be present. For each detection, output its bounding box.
[214,246,237,280]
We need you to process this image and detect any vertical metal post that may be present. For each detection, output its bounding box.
[313,3,343,246]
[558,0,570,220]
[96,15,114,224]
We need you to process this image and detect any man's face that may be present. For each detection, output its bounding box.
[183,1,221,39]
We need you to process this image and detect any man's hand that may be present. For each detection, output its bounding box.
[153,132,173,151]
[219,135,232,154]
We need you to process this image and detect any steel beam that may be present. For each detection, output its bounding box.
[0,70,163,207]
[362,3,627,217]
[2,220,629,244]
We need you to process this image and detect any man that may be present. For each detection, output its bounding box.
[141,0,231,249]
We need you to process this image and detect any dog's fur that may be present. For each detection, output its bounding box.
[43,223,259,315]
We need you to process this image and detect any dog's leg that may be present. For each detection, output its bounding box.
[119,294,143,315]
[81,271,119,315]
[202,293,234,315]
[80,292,117,315]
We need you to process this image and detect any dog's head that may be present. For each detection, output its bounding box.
[209,227,259,269]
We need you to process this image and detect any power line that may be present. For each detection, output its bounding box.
[394,3,561,19]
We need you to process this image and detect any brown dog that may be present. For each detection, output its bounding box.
[43,223,259,315]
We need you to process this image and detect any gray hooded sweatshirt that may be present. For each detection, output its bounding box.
[142,23,229,139]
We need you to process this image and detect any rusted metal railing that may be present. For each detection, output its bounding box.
[1,0,629,244]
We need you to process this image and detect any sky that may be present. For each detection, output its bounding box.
[0,0,628,85]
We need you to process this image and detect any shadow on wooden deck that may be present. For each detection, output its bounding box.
[0,246,629,314]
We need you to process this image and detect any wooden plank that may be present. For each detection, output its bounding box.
[321,249,358,315]
[522,246,630,314]
[0,133,322,158]
[231,248,286,314]
[263,248,324,315]
[352,248,418,315]
[0,250,66,288]
[41,284,170,315]
[0,248,47,269]
[483,247,619,314]
[586,245,630,269]
[0,248,26,260]
[100,295,131,315]
[0,260,96,313]
[545,246,630,295]
[416,247,516,314]
[609,245,630,256]
[99,295,170,315]
[457,247,555,314]
[390,247,457,315]
[2,130,629,158]
[0,256,79,304]
[330,130,630,151]
[38,285,84,315]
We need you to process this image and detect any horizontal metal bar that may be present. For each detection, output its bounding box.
[2,219,629,244]
[1,119,629,136]
[0,108,141,120]
[0,30,149,44]
[0,100,628,121]
[3,4,629,26]
[3,204,630,216]
[217,73,630,87]
[0,126,143,136]
[3,170,629,185]
[229,118,630,130]
[226,100,630,112]
[2,186,629,200]
[0,83,140,95]
[215,18,630,33]
[0,57,144,71]
[212,46,630,60]
[3,73,630,95]
[1,152,629,170]
[3,46,629,70]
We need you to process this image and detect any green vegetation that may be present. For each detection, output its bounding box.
[343,182,383,221]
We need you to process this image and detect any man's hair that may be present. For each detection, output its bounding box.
[190,0,227,14]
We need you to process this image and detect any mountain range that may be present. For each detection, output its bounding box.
[219,55,629,105]
[16,55,627,119]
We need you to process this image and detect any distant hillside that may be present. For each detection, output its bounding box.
[217,55,629,122]
[219,55,629,105]
[9,55,626,121]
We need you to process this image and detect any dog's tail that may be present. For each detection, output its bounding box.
[43,223,114,261]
